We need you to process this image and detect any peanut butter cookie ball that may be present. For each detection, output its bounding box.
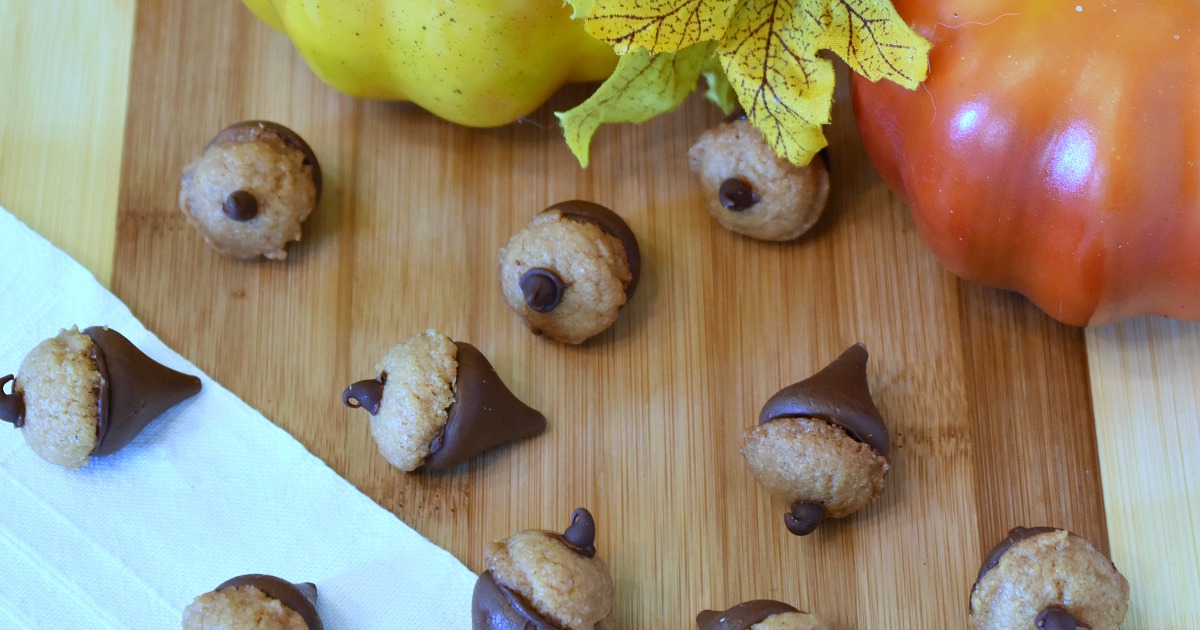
[179,120,321,260]
[473,508,614,629]
[688,115,829,242]
[1,326,201,469]
[498,201,640,345]
[183,574,322,630]
[969,527,1129,630]
[697,600,826,630]
[742,343,890,535]
[342,330,547,472]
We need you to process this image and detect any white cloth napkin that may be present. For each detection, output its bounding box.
[0,207,476,629]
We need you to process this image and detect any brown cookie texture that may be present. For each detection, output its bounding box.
[741,344,890,535]
[688,117,829,241]
[697,600,826,630]
[183,574,321,630]
[473,508,614,629]
[179,120,321,260]
[969,527,1129,630]
[341,330,546,472]
[1,326,201,469]
[498,201,639,344]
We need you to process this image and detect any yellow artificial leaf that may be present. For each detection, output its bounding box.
[572,0,930,166]
[565,0,593,21]
[557,43,716,167]
[815,0,930,87]
[584,0,737,54]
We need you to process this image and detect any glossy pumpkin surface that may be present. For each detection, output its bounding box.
[852,1,1200,325]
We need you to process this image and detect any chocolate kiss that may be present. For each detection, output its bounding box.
[84,326,202,456]
[421,342,547,470]
[758,343,890,457]
[696,600,801,630]
[1036,606,1089,630]
[560,507,597,557]
[217,574,323,630]
[472,570,561,630]
[545,200,641,299]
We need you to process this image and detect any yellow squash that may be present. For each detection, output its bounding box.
[243,0,618,127]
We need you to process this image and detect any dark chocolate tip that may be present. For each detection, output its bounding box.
[1037,606,1089,630]
[784,501,825,536]
[0,374,25,428]
[723,107,748,123]
[520,268,565,313]
[473,570,562,630]
[223,190,259,221]
[758,343,890,457]
[718,178,759,211]
[544,200,641,299]
[696,600,801,630]
[342,374,386,415]
[421,342,547,470]
[83,327,202,456]
[562,508,597,557]
[212,121,323,201]
[217,574,323,630]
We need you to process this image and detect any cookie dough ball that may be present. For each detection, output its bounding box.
[473,508,614,629]
[179,120,321,260]
[1,327,201,469]
[697,600,826,630]
[969,527,1129,630]
[688,116,829,241]
[183,574,322,630]
[342,330,546,472]
[742,343,890,535]
[498,200,640,345]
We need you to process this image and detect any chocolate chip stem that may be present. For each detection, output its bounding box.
[223,190,259,221]
[0,374,24,428]
[785,501,825,536]
[520,268,565,313]
[1036,605,1089,630]
[562,507,597,557]
[342,375,386,415]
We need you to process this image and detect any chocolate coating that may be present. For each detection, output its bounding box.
[472,570,561,630]
[223,190,260,221]
[84,326,202,456]
[718,178,759,211]
[216,574,322,630]
[342,375,386,415]
[559,507,597,558]
[696,600,801,630]
[210,120,323,201]
[545,200,641,299]
[421,342,547,470]
[758,343,889,457]
[784,501,825,536]
[1036,605,1089,630]
[0,374,24,428]
[520,268,565,313]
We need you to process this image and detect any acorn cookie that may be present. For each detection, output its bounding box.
[179,120,321,259]
[498,200,640,344]
[183,574,322,630]
[697,600,825,630]
[742,343,890,535]
[342,330,546,472]
[0,326,201,469]
[969,527,1129,630]
[473,508,614,629]
[688,114,829,241]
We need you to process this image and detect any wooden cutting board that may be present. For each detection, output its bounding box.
[5,0,1193,627]
[110,2,1106,626]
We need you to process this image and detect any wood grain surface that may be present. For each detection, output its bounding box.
[3,0,1196,628]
